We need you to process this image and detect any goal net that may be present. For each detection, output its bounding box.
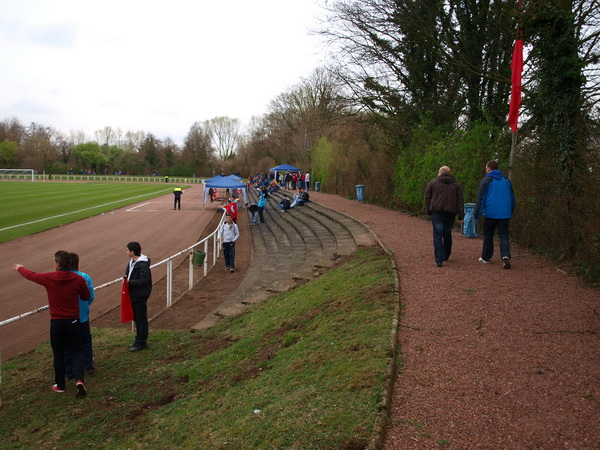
[0,169,35,181]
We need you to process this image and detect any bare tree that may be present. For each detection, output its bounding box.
[268,67,350,157]
[20,123,59,171]
[182,121,214,175]
[317,0,515,128]
[95,126,119,146]
[205,117,241,161]
[122,130,146,152]
[0,116,26,145]
[68,130,88,146]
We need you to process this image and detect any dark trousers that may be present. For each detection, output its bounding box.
[223,242,235,268]
[65,320,94,377]
[51,318,84,388]
[431,212,456,264]
[132,300,149,345]
[258,206,265,223]
[482,217,511,261]
[174,197,181,209]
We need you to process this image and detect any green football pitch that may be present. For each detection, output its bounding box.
[0,182,181,243]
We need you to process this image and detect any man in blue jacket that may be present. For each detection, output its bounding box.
[474,160,516,269]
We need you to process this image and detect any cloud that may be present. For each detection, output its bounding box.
[0,0,326,145]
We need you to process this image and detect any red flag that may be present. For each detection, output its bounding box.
[223,201,238,220]
[508,0,524,134]
[508,39,523,132]
[120,278,134,323]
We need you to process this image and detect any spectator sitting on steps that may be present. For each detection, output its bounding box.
[279,195,291,212]
[291,188,309,208]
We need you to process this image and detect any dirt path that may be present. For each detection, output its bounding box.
[308,190,599,449]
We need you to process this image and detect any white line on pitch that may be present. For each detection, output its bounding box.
[127,202,151,212]
[0,190,170,232]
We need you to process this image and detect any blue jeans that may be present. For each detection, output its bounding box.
[482,217,511,261]
[223,242,235,269]
[431,212,456,264]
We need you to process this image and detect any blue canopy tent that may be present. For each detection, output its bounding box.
[205,174,242,183]
[270,163,301,172]
[203,175,224,183]
[203,176,247,210]
[270,164,301,185]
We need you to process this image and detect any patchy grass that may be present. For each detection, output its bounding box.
[0,248,397,448]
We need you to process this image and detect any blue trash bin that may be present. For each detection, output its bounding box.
[315,181,321,192]
[462,202,477,238]
[355,185,364,202]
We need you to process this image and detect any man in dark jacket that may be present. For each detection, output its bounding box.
[425,166,465,267]
[125,241,152,351]
[473,160,516,268]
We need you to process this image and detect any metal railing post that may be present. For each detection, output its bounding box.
[189,251,194,290]
[214,233,218,263]
[204,240,209,277]
[167,259,173,307]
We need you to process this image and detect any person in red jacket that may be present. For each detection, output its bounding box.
[222,198,239,223]
[13,250,90,396]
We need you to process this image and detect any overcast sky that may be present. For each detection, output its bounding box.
[0,0,326,145]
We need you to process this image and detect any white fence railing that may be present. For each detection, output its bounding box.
[0,173,205,184]
[0,212,226,328]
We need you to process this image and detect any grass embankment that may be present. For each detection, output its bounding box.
[0,249,397,448]
[0,182,186,243]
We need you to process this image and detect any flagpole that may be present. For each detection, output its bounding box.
[508,0,523,181]
[509,131,516,180]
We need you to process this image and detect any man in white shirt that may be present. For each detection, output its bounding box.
[217,214,240,273]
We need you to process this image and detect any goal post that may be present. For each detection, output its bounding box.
[0,169,35,181]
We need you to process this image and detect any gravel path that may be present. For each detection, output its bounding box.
[308,190,600,449]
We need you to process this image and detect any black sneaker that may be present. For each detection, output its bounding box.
[502,256,511,269]
[75,380,87,397]
[130,344,147,352]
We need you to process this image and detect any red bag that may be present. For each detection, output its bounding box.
[120,278,134,323]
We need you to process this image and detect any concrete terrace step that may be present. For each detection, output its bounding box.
[191,186,375,330]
